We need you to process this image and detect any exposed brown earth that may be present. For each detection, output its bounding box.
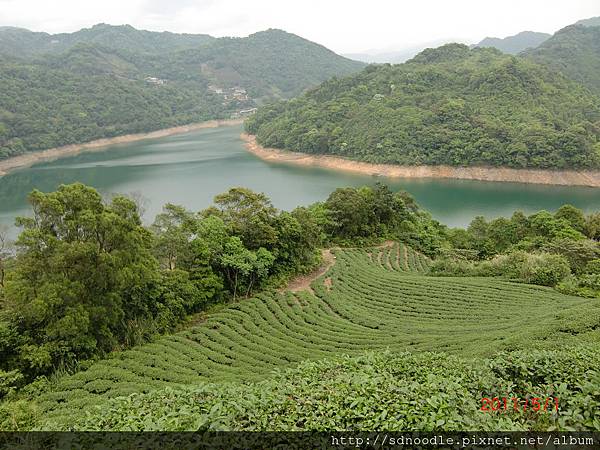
[0,119,244,177]
[285,249,335,294]
[241,133,600,187]
[285,241,394,294]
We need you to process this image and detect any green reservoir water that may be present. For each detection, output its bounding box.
[1,124,600,237]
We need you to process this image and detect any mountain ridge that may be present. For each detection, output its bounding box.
[473,31,551,55]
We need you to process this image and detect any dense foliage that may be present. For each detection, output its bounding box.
[37,348,600,432]
[0,183,437,392]
[0,185,211,383]
[575,17,600,27]
[524,24,600,95]
[0,25,364,161]
[139,29,366,100]
[318,183,446,254]
[432,205,600,296]
[247,44,600,169]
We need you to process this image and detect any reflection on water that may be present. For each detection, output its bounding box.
[1,124,600,238]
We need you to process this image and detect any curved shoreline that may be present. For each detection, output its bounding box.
[241,134,600,188]
[0,119,244,177]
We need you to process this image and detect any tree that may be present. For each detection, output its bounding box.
[543,238,600,274]
[151,204,195,270]
[151,270,210,333]
[195,215,230,264]
[528,211,586,241]
[281,207,323,272]
[218,237,273,300]
[181,238,223,301]
[325,188,371,239]
[248,44,600,171]
[586,213,600,240]
[555,205,586,234]
[466,216,495,259]
[2,183,159,377]
[0,224,11,288]
[246,248,275,296]
[487,217,519,253]
[371,183,412,233]
[212,188,278,249]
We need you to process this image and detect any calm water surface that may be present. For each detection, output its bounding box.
[1,124,599,237]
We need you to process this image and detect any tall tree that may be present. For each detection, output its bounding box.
[2,183,158,376]
[152,204,196,270]
[212,188,278,249]
[0,224,10,288]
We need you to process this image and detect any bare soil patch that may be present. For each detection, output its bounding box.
[285,249,335,294]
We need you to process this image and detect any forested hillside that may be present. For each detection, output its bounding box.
[0,25,364,161]
[247,44,600,170]
[524,24,600,95]
[0,59,230,159]
[474,31,550,54]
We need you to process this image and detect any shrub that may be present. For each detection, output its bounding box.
[475,251,570,287]
[0,398,39,431]
[584,259,600,275]
[428,258,475,276]
[0,369,24,398]
[42,348,600,432]
[521,253,571,287]
[557,274,600,298]
[543,239,600,274]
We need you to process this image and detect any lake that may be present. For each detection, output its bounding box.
[1,123,600,238]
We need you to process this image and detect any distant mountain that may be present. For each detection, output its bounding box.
[523,24,600,94]
[473,31,550,54]
[0,25,365,161]
[146,29,366,99]
[33,28,365,100]
[575,16,600,27]
[247,44,600,170]
[0,25,364,100]
[0,23,215,57]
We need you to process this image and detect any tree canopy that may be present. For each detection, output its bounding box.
[246,44,600,170]
[523,24,600,95]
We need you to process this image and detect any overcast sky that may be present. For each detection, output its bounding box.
[1,0,599,53]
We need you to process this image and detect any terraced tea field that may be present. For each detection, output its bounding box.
[40,242,600,422]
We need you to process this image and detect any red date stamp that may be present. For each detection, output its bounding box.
[481,397,559,412]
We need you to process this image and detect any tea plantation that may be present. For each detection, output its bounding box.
[26,242,600,430]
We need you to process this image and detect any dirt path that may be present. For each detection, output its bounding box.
[284,241,393,294]
[0,119,244,177]
[241,133,600,188]
[285,249,336,294]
